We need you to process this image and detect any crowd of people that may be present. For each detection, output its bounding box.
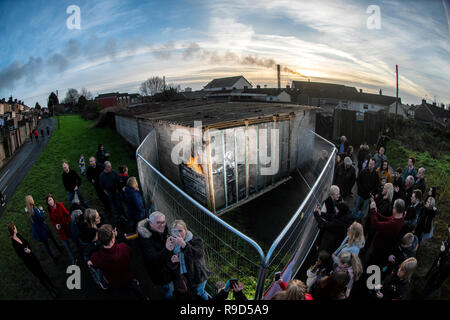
[301,133,449,300]
[6,131,450,301]
[7,143,218,300]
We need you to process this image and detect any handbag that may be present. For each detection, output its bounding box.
[174,274,188,294]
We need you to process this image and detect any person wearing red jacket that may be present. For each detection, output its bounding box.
[366,197,405,267]
[47,194,76,265]
[88,224,147,299]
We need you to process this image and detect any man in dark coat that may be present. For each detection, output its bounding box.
[401,189,422,237]
[333,156,356,200]
[404,175,415,208]
[376,128,390,153]
[62,162,88,207]
[352,158,379,222]
[87,157,111,212]
[392,167,405,202]
[414,167,426,196]
[313,202,353,254]
[99,161,126,220]
[137,212,176,299]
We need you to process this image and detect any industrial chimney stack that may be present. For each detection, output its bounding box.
[277,64,281,91]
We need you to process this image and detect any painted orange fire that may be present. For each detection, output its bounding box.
[187,154,203,175]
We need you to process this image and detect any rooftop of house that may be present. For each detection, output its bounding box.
[114,100,316,128]
[418,101,450,118]
[292,80,400,105]
[204,75,250,89]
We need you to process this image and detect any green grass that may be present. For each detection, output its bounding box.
[386,139,450,299]
[0,115,138,299]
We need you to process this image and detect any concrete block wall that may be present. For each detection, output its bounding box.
[115,115,140,147]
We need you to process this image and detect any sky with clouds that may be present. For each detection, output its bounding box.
[0,0,449,107]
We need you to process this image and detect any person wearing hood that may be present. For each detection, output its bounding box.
[313,201,353,254]
[137,211,177,299]
[123,177,146,231]
[169,219,212,300]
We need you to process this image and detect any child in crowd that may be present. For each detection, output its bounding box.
[79,155,86,175]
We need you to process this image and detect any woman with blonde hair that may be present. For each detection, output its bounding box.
[333,251,363,298]
[123,176,146,231]
[376,182,394,217]
[271,279,313,300]
[376,257,417,300]
[333,222,365,262]
[25,195,61,263]
[415,196,438,243]
[169,219,211,300]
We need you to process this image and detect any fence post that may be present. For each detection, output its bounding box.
[254,262,269,300]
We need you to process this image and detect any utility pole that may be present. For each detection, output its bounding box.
[56,90,60,129]
[395,64,398,116]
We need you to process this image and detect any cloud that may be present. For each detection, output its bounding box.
[152,41,176,60]
[0,57,43,91]
[46,53,70,73]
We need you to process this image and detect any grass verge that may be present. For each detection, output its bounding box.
[0,115,138,299]
[386,139,450,299]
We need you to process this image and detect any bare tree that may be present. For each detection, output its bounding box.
[80,88,93,100]
[139,76,165,96]
[63,88,79,105]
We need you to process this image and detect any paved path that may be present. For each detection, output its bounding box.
[0,117,55,219]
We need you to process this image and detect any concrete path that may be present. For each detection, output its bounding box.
[0,117,55,219]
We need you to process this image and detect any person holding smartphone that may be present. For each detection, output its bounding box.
[169,219,211,300]
[137,211,177,299]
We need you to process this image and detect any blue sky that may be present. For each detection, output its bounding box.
[0,0,449,107]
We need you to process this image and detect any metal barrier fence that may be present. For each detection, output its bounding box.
[136,127,336,299]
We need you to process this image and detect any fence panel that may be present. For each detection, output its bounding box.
[137,130,265,298]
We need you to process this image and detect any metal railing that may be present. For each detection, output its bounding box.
[136,127,336,299]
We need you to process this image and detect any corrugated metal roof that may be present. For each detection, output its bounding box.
[115,101,315,127]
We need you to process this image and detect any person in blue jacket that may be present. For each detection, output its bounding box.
[25,195,62,263]
[123,177,146,231]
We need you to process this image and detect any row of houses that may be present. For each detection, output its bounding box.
[0,101,37,167]
[93,75,449,129]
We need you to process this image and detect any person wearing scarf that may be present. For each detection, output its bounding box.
[170,220,211,300]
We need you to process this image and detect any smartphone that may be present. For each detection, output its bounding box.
[224,278,238,291]
[124,232,138,240]
[274,271,282,281]
[171,229,180,237]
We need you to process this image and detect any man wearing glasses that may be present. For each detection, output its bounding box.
[137,211,177,299]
